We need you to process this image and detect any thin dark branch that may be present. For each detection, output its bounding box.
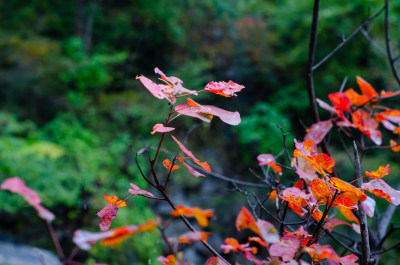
[384,0,400,86]
[353,142,373,265]
[46,222,65,261]
[325,230,361,255]
[306,0,321,123]
[372,241,400,255]
[188,162,269,188]
[135,153,157,188]
[312,6,385,71]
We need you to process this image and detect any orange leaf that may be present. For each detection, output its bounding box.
[390,140,400,152]
[104,195,127,208]
[357,76,378,99]
[330,177,367,203]
[235,206,261,236]
[337,206,359,224]
[163,159,180,172]
[312,208,328,222]
[310,178,332,204]
[171,205,214,227]
[178,231,212,244]
[365,164,390,179]
[362,179,400,205]
[344,88,369,105]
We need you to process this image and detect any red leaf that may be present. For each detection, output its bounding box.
[236,207,260,235]
[310,178,332,204]
[128,183,155,198]
[362,179,400,205]
[204,81,244,97]
[269,235,300,262]
[163,159,180,172]
[328,92,351,112]
[171,205,214,227]
[344,88,370,105]
[151,124,175,135]
[390,139,400,152]
[304,120,333,144]
[97,204,118,232]
[181,160,206,177]
[1,177,55,222]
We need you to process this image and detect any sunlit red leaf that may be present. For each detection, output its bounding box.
[328,92,351,112]
[97,204,119,232]
[171,136,211,172]
[362,179,400,205]
[257,154,282,175]
[365,164,390,179]
[204,81,244,97]
[304,120,333,144]
[128,183,155,198]
[151,124,175,135]
[171,205,214,227]
[351,109,382,145]
[280,187,308,206]
[177,231,212,244]
[163,159,180,172]
[0,177,55,222]
[269,235,300,262]
[323,219,352,232]
[357,76,378,99]
[310,178,332,204]
[236,206,261,235]
[175,100,241,126]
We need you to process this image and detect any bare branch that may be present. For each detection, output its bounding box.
[384,0,400,86]
[312,7,385,71]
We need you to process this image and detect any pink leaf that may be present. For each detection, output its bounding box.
[154,67,197,95]
[361,196,376,218]
[1,177,55,222]
[323,219,352,232]
[97,204,118,232]
[204,81,244,97]
[256,219,279,243]
[340,254,359,265]
[304,120,333,144]
[361,179,400,205]
[257,154,275,165]
[129,183,155,198]
[316,99,336,113]
[151,124,175,135]
[73,229,113,250]
[181,161,206,178]
[175,99,241,126]
[269,235,300,261]
[136,75,165,100]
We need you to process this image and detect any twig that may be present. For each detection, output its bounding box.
[312,7,385,71]
[325,230,361,255]
[46,222,65,261]
[372,241,400,255]
[353,142,373,265]
[384,0,400,86]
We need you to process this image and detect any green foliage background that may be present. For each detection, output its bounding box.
[1,0,400,264]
